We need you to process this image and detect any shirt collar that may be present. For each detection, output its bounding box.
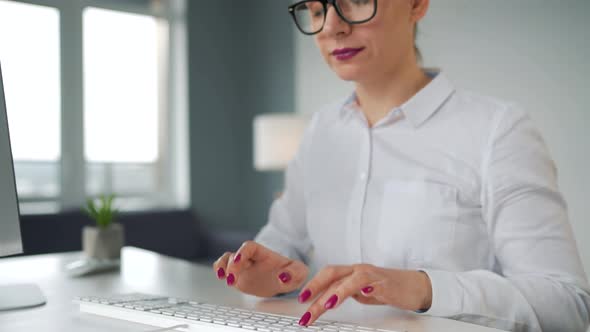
[339,93,358,119]
[401,70,455,128]
[339,70,456,127]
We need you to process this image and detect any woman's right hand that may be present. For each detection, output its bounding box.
[213,241,309,297]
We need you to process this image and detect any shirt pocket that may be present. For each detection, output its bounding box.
[377,180,458,268]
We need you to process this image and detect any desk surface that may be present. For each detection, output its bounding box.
[0,247,505,332]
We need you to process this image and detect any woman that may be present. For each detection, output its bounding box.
[213,1,590,331]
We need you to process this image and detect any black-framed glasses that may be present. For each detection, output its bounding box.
[288,0,378,35]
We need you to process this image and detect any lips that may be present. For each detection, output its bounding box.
[332,47,365,60]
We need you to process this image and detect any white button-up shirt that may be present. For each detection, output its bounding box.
[255,72,590,332]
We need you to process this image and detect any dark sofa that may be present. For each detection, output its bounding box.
[18,209,256,264]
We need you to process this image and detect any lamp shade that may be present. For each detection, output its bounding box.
[253,113,309,171]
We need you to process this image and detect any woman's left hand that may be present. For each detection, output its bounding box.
[296,264,432,326]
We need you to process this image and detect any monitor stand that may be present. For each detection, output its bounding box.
[0,284,46,311]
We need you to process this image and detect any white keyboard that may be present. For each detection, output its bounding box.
[75,293,398,332]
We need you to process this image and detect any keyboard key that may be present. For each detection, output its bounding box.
[335,323,356,328]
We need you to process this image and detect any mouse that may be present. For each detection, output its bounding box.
[65,258,120,277]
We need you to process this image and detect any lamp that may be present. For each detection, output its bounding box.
[253,113,309,171]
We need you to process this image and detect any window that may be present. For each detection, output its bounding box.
[0,0,61,207]
[0,0,188,213]
[83,8,161,199]
[83,8,160,164]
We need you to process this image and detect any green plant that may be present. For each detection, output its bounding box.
[84,194,118,228]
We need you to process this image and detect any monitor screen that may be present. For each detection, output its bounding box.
[0,62,46,311]
[0,62,23,257]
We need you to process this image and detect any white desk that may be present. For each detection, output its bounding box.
[0,247,505,332]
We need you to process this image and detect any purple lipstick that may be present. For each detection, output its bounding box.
[332,47,364,61]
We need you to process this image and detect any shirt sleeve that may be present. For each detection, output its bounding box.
[419,105,590,332]
[254,113,318,264]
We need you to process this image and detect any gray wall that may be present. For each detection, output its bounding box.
[295,1,590,276]
[188,1,294,232]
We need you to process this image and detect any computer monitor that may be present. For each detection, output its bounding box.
[0,61,46,311]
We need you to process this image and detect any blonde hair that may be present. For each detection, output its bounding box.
[414,24,422,63]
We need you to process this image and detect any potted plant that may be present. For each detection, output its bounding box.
[82,195,124,260]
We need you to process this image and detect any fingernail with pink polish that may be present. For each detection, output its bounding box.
[217,267,225,279]
[298,311,311,326]
[226,273,235,286]
[324,294,338,309]
[278,272,291,283]
[233,253,242,263]
[298,289,311,303]
[361,286,374,294]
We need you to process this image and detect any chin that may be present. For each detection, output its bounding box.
[324,54,371,82]
[332,66,365,82]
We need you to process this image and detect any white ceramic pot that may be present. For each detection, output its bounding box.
[82,223,124,260]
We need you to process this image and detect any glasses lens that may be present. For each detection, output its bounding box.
[336,0,376,23]
[293,1,325,34]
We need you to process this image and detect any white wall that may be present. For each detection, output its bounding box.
[295,0,590,277]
